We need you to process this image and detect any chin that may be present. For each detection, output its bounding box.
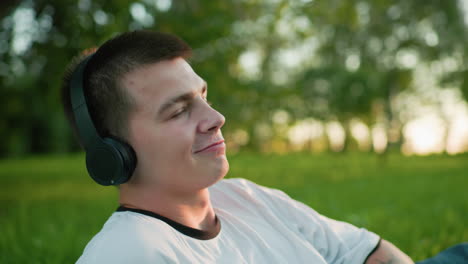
[207,158,229,187]
[218,155,229,177]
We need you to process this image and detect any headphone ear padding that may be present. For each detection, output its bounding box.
[85,138,137,186]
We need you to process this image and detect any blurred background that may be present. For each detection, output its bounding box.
[0,0,467,263]
[1,0,468,157]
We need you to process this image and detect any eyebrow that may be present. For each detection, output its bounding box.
[157,82,207,116]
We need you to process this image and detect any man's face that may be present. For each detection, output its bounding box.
[123,58,228,194]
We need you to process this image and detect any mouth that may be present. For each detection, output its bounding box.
[194,140,225,154]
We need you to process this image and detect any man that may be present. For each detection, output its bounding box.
[62,30,414,263]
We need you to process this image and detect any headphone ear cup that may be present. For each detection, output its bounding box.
[104,137,137,183]
[85,138,137,186]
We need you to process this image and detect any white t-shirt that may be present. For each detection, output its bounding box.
[76,178,380,264]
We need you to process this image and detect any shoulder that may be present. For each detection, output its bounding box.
[211,178,255,192]
[210,178,298,216]
[76,212,177,263]
[211,178,291,199]
[212,178,286,197]
[211,178,285,202]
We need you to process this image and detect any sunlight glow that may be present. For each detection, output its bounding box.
[326,121,345,152]
[350,119,371,151]
[11,7,35,54]
[345,53,361,71]
[447,116,468,154]
[130,3,154,27]
[93,10,109,25]
[371,125,387,154]
[396,49,418,69]
[459,0,468,26]
[238,49,263,80]
[155,0,172,12]
[402,115,445,155]
[288,119,324,146]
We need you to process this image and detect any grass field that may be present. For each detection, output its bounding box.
[0,152,467,263]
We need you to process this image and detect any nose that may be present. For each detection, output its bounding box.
[197,104,225,133]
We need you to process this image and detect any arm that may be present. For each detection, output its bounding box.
[365,239,414,264]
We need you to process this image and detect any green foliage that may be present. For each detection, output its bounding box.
[1,0,468,156]
[0,153,467,263]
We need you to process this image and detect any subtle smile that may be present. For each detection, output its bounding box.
[194,140,225,154]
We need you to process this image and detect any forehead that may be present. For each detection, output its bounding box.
[121,58,205,111]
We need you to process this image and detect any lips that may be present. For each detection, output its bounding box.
[194,140,225,153]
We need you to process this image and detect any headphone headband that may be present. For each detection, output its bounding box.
[69,53,136,186]
[70,55,101,148]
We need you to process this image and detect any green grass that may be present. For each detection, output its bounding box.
[0,152,467,263]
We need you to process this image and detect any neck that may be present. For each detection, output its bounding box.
[119,182,216,230]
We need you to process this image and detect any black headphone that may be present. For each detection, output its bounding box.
[69,54,137,186]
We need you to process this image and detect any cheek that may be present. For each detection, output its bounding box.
[131,126,156,158]
[129,118,160,157]
[139,121,195,158]
[163,122,195,154]
[129,116,197,165]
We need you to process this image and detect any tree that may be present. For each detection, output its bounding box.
[1,0,468,156]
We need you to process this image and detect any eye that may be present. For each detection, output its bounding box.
[171,107,187,119]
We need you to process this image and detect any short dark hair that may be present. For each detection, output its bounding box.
[61,30,192,146]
